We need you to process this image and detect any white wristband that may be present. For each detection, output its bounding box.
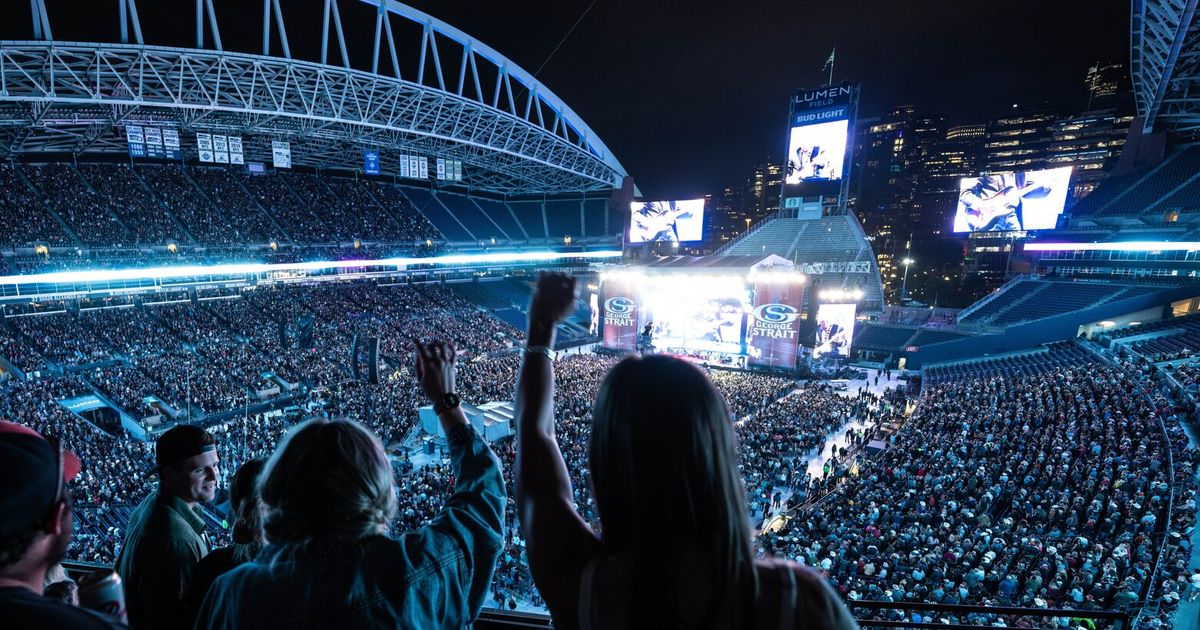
[524,345,553,359]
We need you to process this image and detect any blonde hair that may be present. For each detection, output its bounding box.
[259,418,397,543]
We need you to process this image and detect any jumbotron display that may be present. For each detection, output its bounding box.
[952,166,1073,233]
[627,199,705,243]
[601,272,804,369]
[812,303,856,359]
[784,84,855,185]
[786,119,849,183]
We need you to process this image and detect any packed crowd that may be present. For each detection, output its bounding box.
[761,361,1197,628]
[0,162,443,250]
[3,282,1198,628]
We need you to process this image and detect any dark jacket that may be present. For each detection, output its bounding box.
[195,423,506,629]
[115,487,210,629]
[0,586,127,629]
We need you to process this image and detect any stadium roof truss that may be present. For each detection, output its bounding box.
[1131,0,1200,132]
[0,0,633,196]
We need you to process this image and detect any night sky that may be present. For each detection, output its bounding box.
[4,1,1130,198]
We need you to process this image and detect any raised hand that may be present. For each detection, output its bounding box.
[528,272,578,326]
[414,340,456,402]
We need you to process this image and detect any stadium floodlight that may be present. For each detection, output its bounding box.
[1024,241,1200,252]
[0,250,623,286]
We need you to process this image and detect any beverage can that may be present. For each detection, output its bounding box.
[78,570,127,622]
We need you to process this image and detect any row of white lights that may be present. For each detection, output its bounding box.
[818,289,865,301]
[1024,241,1200,252]
[600,270,806,285]
[0,250,624,286]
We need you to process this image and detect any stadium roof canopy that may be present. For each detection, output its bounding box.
[0,0,634,196]
[1132,0,1200,132]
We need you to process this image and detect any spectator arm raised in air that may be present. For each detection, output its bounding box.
[407,423,507,623]
[515,317,602,620]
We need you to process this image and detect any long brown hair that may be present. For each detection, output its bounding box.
[589,355,757,627]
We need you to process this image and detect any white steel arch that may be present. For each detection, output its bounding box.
[0,0,635,195]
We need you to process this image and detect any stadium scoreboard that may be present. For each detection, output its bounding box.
[781,83,858,209]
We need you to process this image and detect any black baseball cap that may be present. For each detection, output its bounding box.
[155,425,217,470]
[0,421,81,540]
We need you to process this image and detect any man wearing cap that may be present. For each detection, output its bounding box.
[115,425,219,629]
[0,421,125,628]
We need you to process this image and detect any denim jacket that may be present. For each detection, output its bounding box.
[195,424,506,629]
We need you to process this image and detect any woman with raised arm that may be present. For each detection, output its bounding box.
[515,272,859,629]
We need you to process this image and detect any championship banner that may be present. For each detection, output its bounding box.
[436,158,446,180]
[144,127,165,159]
[126,125,146,158]
[228,136,244,165]
[453,160,463,181]
[162,129,181,160]
[196,132,214,163]
[272,141,292,169]
[364,151,381,175]
[213,135,229,164]
[747,281,804,368]
[601,277,642,352]
[418,157,429,179]
[409,156,419,178]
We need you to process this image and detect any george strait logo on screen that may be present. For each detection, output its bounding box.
[603,297,636,326]
[750,304,800,339]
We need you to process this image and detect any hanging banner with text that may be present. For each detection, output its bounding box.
[272,141,292,169]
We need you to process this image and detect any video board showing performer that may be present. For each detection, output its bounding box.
[628,199,706,243]
[952,166,1072,233]
[812,303,856,359]
[641,286,751,355]
[785,119,848,184]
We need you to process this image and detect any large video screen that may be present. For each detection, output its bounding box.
[785,119,849,184]
[601,273,805,368]
[628,199,705,243]
[813,303,856,359]
[952,166,1072,233]
[640,280,751,355]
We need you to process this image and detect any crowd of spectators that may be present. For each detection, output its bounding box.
[0,163,70,247]
[761,362,1196,628]
[77,164,182,245]
[136,165,238,244]
[2,281,1198,628]
[22,164,131,247]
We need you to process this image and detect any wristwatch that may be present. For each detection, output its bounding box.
[433,392,461,415]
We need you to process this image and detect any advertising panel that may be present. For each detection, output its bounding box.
[952,167,1073,232]
[813,303,856,359]
[747,281,805,368]
[601,277,642,352]
[627,199,705,243]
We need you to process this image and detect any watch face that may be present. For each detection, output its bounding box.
[444,393,461,407]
